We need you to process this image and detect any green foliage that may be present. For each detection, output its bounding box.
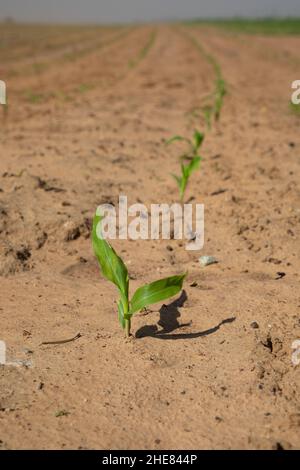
[167,129,204,158]
[193,129,205,149]
[130,274,186,314]
[92,215,185,337]
[203,105,213,130]
[166,135,190,146]
[167,129,204,200]
[290,102,300,115]
[92,215,129,313]
[188,18,300,36]
[214,78,226,121]
[172,156,201,201]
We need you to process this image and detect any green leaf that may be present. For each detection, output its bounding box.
[118,301,126,329]
[177,157,201,201]
[193,130,205,151]
[186,156,202,176]
[92,215,129,306]
[166,135,190,146]
[171,173,182,188]
[216,78,226,98]
[203,107,212,130]
[214,78,226,120]
[130,274,186,315]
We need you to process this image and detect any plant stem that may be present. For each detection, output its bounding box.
[125,319,131,338]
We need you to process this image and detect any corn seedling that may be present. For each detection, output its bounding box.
[203,105,213,130]
[172,156,201,201]
[214,77,226,121]
[92,215,185,337]
[167,130,204,201]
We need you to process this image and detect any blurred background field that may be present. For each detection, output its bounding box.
[186,18,300,35]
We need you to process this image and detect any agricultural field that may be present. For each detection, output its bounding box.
[189,18,300,35]
[0,20,300,450]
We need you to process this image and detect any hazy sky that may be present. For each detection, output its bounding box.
[1,0,300,23]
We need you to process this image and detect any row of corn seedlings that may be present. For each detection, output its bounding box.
[177,27,227,130]
[167,27,227,201]
[92,28,226,337]
[128,29,157,69]
[2,28,157,124]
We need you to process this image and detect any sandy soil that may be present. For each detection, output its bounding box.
[0,24,300,450]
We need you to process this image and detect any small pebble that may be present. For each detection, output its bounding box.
[199,256,218,267]
[250,321,259,329]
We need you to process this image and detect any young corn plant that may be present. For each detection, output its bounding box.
[214,77,226,121]
[92,214,185,338]
[203,105,213,130]
[167,129,204,201]
[172,156,201,202]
